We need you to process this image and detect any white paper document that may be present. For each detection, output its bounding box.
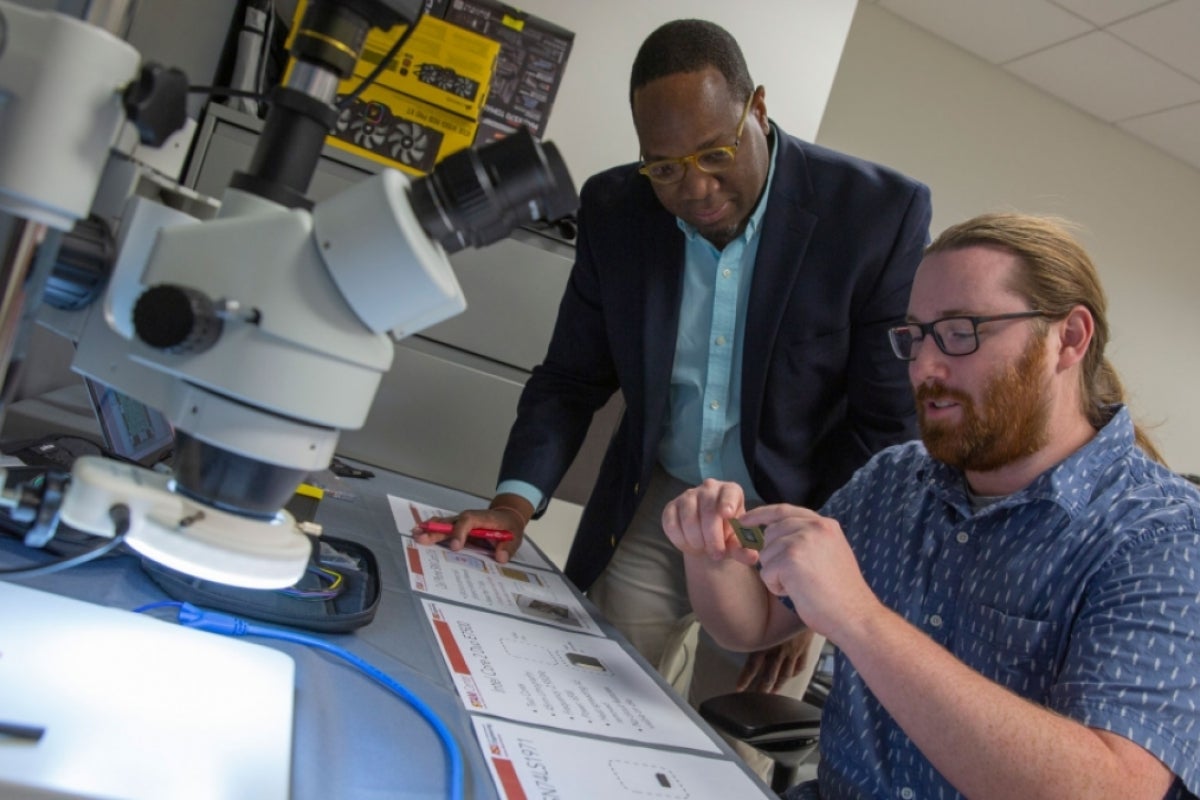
[422,600,721,753]
[471,717,772,799]
[388,494,553,570]
[403,536,602,634]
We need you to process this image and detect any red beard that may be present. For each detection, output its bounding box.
[917,336,1050,472]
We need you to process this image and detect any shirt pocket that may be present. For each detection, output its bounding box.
[958,604,1063,698]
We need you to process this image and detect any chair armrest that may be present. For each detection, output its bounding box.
[699,691,822,745]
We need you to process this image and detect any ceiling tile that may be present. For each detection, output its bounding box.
[1118,101,1200,172]
[1005,30,1200,121]
[1050,0,1166,26]
[1108,0,1200,81]
[879,0,1092,63]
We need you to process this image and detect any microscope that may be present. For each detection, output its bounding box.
[0,0,577,587]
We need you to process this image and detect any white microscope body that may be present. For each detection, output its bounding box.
[0,0,576,587]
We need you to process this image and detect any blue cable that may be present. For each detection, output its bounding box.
[135,601,464,800]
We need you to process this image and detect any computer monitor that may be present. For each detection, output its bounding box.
[83,377,175,468]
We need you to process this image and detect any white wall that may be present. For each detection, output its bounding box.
[501,0,857,186]
[817,3,1200,474]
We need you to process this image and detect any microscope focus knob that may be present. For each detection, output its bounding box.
[122,63,189,147]
[132,284,224,354]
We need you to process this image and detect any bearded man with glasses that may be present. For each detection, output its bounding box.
[424,19,931,768]
[662,213,1198,799]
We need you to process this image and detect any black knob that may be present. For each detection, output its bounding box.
[132,284,223,354]
[122,63,189,147]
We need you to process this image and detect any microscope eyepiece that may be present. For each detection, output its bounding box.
[407,127,578,254]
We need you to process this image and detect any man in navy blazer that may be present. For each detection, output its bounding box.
[419,18,931,736]
[509,122,930,585]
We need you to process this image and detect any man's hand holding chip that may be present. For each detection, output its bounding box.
[662,480,881,644]
[738,502,881,644]
[660,479,761,567]
[662,481,817,657]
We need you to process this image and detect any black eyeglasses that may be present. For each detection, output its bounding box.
[888,311,1047,360]
[637,90,757,185]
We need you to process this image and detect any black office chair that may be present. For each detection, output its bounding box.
[699,673,829,794]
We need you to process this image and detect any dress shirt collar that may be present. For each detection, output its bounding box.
[923,405,1132,519]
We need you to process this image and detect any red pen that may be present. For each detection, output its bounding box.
[417,520,514,543]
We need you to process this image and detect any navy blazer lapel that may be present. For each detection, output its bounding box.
[741,130,819,433]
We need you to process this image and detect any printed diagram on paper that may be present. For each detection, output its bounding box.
[391,495,596,633]
[423,600,721,754]
[403,536,601,635]
[472,717,771,799]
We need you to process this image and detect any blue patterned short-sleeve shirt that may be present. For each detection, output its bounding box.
[805,406,1200,799]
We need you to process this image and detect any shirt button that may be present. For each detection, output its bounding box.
[715,335,726,346]
[709,400,720,410]
[704,452,714,463]
[929,614,944,628]
[900,788,914,800]
[722,268,732,278]
[956,531,970,544]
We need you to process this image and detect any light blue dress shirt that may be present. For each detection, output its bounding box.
[499,134,779,510]
[655,132,778,503]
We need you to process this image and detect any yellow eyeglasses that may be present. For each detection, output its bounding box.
[638,90,757,185]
